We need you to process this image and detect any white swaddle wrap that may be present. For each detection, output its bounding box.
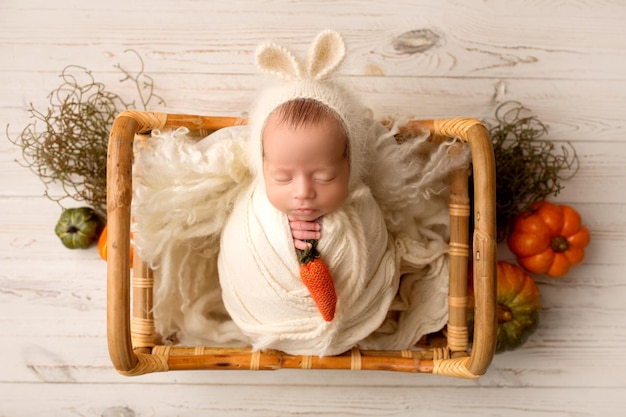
[218,180,398,356]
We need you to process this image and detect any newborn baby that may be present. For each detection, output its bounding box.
[217,30,399,356]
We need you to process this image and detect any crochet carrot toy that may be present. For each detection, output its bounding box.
[297,240,337,321]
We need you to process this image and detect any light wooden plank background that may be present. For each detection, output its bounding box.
[1,0,625,416]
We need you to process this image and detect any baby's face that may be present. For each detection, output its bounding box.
[262,113,349,222]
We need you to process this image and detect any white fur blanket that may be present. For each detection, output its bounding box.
[131,122,469,355]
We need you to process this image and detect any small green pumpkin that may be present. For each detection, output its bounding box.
[54,207,102,249]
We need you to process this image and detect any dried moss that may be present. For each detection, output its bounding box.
[487,101,579,241]
[7,50,164,218]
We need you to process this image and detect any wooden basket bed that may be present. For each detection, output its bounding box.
[106,110,497,378]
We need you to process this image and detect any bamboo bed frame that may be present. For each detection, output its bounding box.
[106,110,497,378]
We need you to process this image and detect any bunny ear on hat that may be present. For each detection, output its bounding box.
[255,30,346,82]
[306,29,346,80]
[255,43,304,81]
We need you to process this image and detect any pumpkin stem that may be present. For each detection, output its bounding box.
[551,235,569,252]
[497,304,513,323]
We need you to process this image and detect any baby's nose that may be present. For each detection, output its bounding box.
[294,177,315,199]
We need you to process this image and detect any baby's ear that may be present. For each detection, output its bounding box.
[256,43,303,81]
[306,30,346,80]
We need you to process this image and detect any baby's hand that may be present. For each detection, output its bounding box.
[288,216,321,250]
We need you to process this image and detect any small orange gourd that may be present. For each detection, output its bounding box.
[98,224,134,266]
[507,201,590,278]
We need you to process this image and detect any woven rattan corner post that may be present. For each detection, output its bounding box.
[106,111,497,378]
[107,114,140,373]
[464,121,497,376]
[434,118,497,376]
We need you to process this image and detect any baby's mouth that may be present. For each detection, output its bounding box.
[293,208,316,216]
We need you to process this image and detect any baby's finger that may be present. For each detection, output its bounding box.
[288,218,321,232]
[293,239,312,251]
[291,229,321,241]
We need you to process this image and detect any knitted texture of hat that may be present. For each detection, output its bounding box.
[248,30,371,190]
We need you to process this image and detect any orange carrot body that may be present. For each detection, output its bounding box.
[298,240,337,321]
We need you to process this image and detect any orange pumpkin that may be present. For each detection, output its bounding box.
[507,201,590,278]
[468,261,541,352]
[98,224,134,265]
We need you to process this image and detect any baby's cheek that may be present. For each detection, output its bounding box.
[265,185,288,212]
[328,184,350,211]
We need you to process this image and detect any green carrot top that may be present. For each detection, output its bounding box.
[296,240,320,265]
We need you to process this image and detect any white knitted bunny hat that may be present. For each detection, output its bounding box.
[248,30,371,190]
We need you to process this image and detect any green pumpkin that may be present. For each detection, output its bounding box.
[467,261,541,353]
[55,207,102,249]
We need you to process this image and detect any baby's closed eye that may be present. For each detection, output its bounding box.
[271,174,293,183]
[313,169,339,183]
[313,175,336,184]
